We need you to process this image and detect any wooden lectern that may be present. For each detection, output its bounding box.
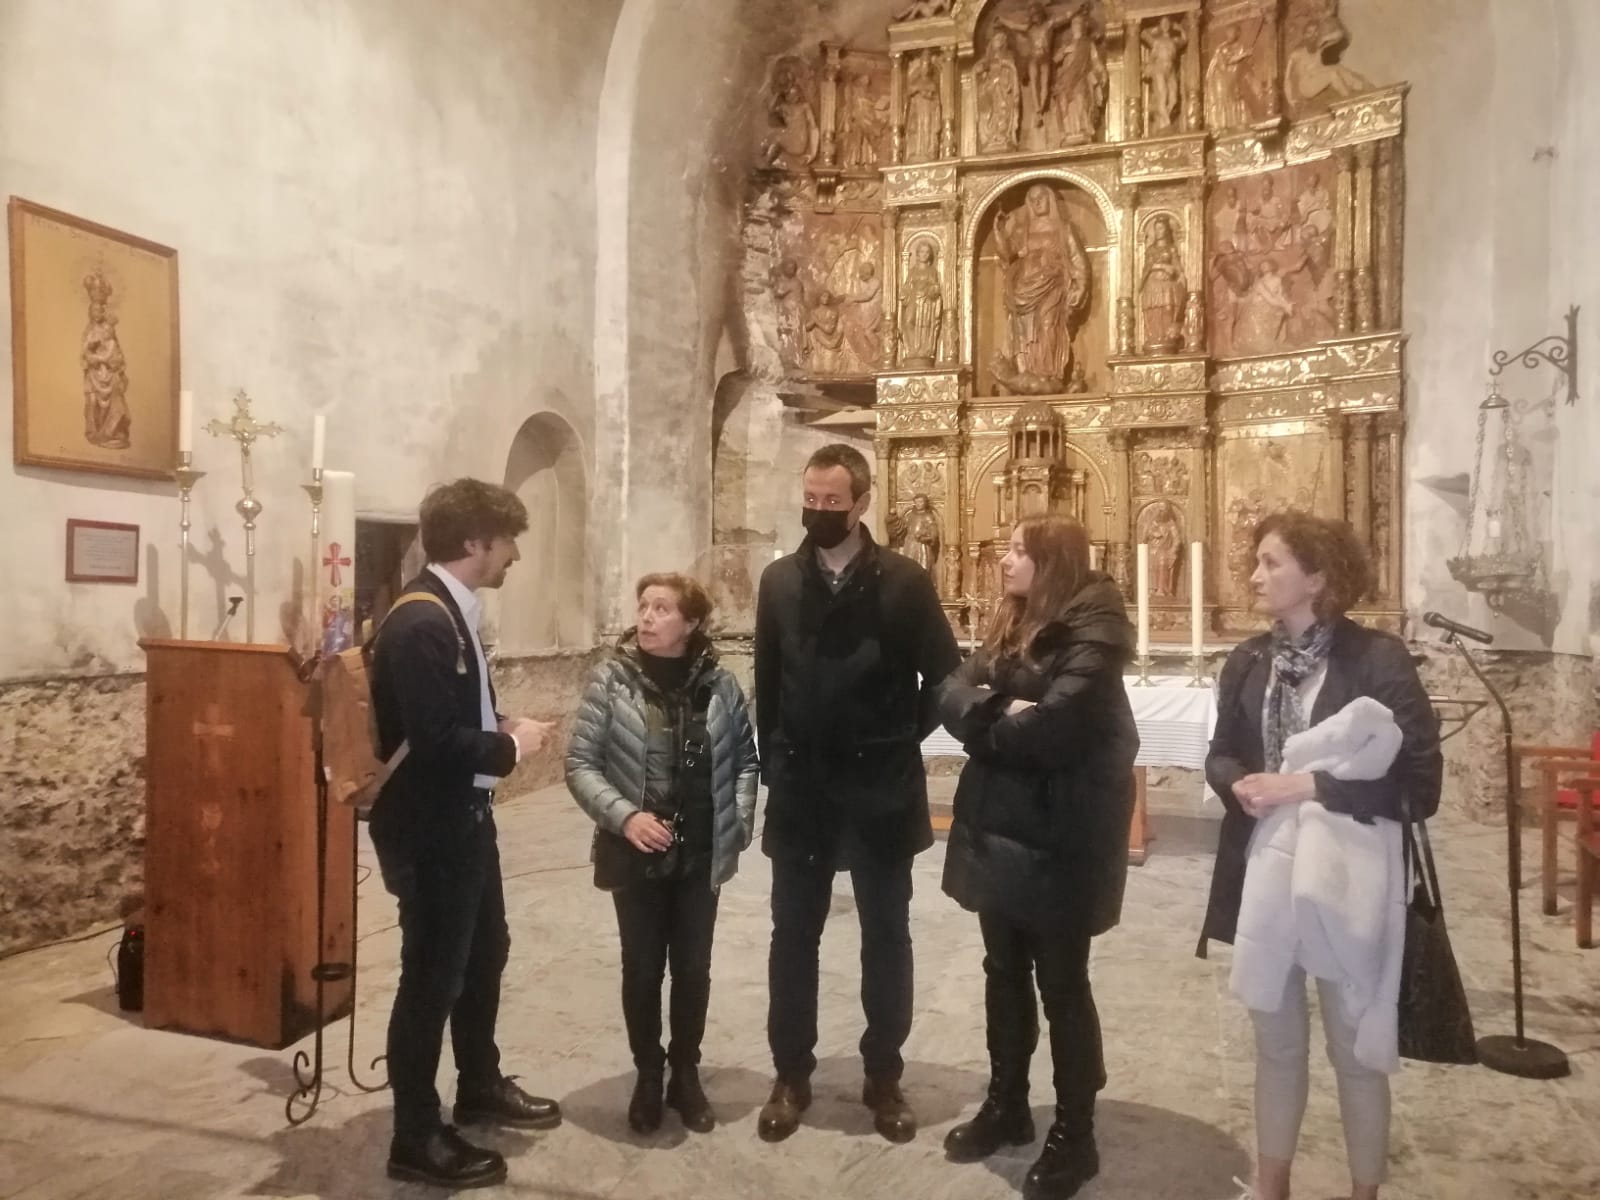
[141,640,353,1049]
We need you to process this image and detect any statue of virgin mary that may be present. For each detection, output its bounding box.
[991,183,1090,394]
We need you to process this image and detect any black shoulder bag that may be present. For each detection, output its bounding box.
[1396,800,1477,1064]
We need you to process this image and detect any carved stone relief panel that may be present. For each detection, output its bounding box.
[974,0,1112,154]
[1136,499,1188,597]
[759,56,822,171]
[1216,426,1328,603]
[1132,450,1192,499]
[878,372,962,406]
[1282,0,1373,120]
[1207,161,1337,358]
[1202,2,1278,132]
[838,51,894,170]
[772,209,885,376]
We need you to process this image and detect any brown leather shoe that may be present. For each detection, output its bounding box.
[863,1077,917,1144]
[757,1078,811,1143]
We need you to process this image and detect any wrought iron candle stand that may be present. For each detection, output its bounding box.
[286,470,388,1126]
[171,453,206,639]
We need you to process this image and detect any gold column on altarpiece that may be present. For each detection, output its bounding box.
[1347,413,1374,547]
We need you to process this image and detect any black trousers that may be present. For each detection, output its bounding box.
[978,910,1104,1136]
[611,866,719,1075]
[767,853,914,1083]
[372,810,507,1143]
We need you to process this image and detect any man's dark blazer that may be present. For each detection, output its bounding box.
[369,568,517,834]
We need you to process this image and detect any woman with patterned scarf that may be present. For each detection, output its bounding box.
[1198,512,1441,1200]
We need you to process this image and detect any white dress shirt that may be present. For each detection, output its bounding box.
[427,563,512,790]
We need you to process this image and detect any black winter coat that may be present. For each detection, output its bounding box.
[755,529,962,863]
[1197,617,1443,956]
[935,575,1138,936]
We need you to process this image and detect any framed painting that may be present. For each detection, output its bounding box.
[9,196,180,479]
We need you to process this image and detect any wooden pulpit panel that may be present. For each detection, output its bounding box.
[141,640,353,1049]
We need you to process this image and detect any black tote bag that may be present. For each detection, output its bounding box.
[1396,805,1478,1064]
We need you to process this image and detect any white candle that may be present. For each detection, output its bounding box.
[1089,543,1101,571]
[178,390,193,454]
[1135,542,1150,661]
[311,414,326,473]
[1189,540,1204,660]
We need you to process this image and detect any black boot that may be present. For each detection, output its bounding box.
[627,1071,664,1135]
[944,1095,1036,1162]
[1022,1117,1099,1200]
[666,1064,715,1133]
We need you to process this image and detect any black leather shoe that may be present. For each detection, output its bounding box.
[666,1066,715,1133]
[944,1097,1036,1162]
[387,1126,507,1189]
[1022,1125,1099,1200]
[453,1075,562,1130]
[862,1077,917,1144]
[757,1077,811,1143]
[628,1072,664,1134]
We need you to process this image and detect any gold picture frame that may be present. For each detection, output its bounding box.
[9,196,180,480]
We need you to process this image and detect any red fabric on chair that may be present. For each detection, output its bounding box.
[1555,731,1600,811]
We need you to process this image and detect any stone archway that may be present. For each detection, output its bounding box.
[501,412,589,652]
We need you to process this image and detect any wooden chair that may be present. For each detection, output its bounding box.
[1560,774,1600,948]
[1511,734,1600,915]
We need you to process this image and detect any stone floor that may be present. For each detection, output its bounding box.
[1,783,1596,1200]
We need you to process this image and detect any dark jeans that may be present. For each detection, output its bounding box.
[612,866,719,1075]
[767,853,913,1083]
[978,910,1104,1136]
[372,810,506,1143]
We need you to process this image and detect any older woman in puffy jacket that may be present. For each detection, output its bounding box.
[566,573,759,1136]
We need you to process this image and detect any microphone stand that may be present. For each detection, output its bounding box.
[1443,630,1570,1078]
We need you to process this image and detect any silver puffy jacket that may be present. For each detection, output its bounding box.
[565,637,759,888]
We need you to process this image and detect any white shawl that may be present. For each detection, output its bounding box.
[1229,696,1408,1074]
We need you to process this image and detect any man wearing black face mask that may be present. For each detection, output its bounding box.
[753,442,961,1146]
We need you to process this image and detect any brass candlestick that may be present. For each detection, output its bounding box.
[206,390,283,643]
[172,452,207,639]
[1131,653,1154,686]
[301,468,324,658]
[1186,652,1211,687]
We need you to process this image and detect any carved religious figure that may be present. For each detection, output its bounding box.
[840,69,888,168]
[1248,176,1292,252]
[904,51,943,162]
[992,184,1090,394]
[1296,170,1333,239]
[997,1,1082,127]
[763,83,820,169]
[1284,19,1370,116]
[899,239,944,367]
[1141,16,1187,135]
[975,30,1022,153]
[771,257,806,366]
[1228,488,1269,595]
[1139,215,1187,355]
[842,260,883,369]
[901,493,943,576]
[806,292,846,372]
[1144,502,1183,597]
[81,271,131,449]
[1233,260,1297,353]
[1049,12,1107,146]
[894,0,952,19]
[1204,22,1255,130]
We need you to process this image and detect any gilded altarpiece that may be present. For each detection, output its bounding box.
[747,0,1406,640]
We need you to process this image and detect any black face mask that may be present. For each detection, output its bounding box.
[801,506,854,550]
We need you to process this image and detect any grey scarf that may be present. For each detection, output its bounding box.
[1263,620,1335,772]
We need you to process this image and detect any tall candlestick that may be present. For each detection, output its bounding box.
[1188,540,1208,686]
[178,390,194,454]
[172,452,206,639]
[1136,542,1151,659]
[311,414,326,473]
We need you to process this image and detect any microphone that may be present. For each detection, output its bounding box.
[211,596,243,641]
[1422,610,1493,645]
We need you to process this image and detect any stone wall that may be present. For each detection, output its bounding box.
[0,674,146,956]
[0,650,598,956]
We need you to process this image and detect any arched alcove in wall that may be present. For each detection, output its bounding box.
[501,412,589,652]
